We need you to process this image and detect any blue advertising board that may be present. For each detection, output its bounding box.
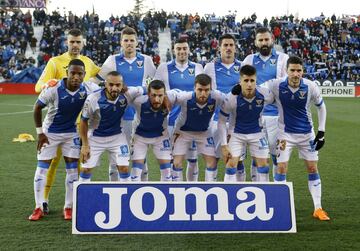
[72,182,296,234]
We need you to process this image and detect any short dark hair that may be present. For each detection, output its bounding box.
[121,26,137,37]
[148,79,166,92]
[255,27,271,36]
[195,74,212,87]
[240,65,256,76]
[174,38,188,45]
[287,56,303,68]
[107,71,122,77]
[68,28,82,37]
[68,59,85,69]
[219,34,236,46]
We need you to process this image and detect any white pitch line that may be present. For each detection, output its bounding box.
[0,110,33,116]
[0,103,34,107]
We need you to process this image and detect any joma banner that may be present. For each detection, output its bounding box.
[72,182,296,234]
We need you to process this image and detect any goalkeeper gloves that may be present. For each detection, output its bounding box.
[313,131,325,151]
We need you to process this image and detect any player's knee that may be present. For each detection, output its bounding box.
[277,163,287,174]
[255,158,268,167]
[307,164,318,173]
[81,168,92,174]
[118,165,129,173]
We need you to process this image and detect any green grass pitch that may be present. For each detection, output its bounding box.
[0,95,359,250]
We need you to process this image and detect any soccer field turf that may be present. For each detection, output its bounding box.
[0,95,359,250]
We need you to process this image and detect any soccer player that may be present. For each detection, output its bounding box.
[204,33,241,181]
[79,71,145,182]
[34,28,100,214]
[154,38,203,181]
[242,27,289,181]
[95,27,156,181]
[171,74,225,182]
[219,65,274,182]
[131,80,172,181]
[29,59,100,221]
[264,56,330,221]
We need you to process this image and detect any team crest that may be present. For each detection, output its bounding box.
[119,98,127,107]
[136,60,144,68]
[256,99,264,107]
[188,68,195,76]
[233,65,240,73]
[299,91,307,99]
[270,59,277,65]
[207,104,214,112]
[79,91,86,99]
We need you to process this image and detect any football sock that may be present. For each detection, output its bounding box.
[308,173,322,209]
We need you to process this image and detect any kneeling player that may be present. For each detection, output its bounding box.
[79,71,144,182]
[29,59,99,221]
[171,74,225,181]
[131,80,172,181]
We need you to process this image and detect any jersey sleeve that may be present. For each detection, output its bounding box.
[310,82,323,106]
[241,54,253,67]
[257,85,275,104]
[204,63,216,90]
[37,85,56,106]
[97,55,115,81]
[81,96,94,120]
[154,63,170,91]
[126,86,146,103]
[195,63,204,75]
[35,59,57,93]
[84,81,101,93]
[144,55,156,80]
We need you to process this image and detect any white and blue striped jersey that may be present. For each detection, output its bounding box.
[265,77,325,134]
[37,80,100,133]
[133,95,170,138]
[169,90,225,133]
[242,49,288,116]
[96,52,156,120]
[204,58,241,121]
[154,60,203,126]
[81,86,145,137]
[219,86,274,144]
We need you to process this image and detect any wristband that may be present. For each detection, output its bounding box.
[36,127,43,134]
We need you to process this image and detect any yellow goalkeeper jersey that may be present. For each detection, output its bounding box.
[35,52,100,93]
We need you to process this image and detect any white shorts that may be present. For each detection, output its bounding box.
[37,132,80,160]
[276,130,318,162]
[262,115,279,155]
[169,125,197,160]
[173,131,215,157]
[82,133,130,168]
[132,134,172,160]
[229,131,269,159]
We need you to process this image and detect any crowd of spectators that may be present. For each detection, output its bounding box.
[168,12,360,81]
[0,8,359,82]
[0,9,37,80]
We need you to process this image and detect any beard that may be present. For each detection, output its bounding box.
[259,46,272,56]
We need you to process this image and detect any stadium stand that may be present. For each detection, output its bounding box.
[0,8,359,83]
